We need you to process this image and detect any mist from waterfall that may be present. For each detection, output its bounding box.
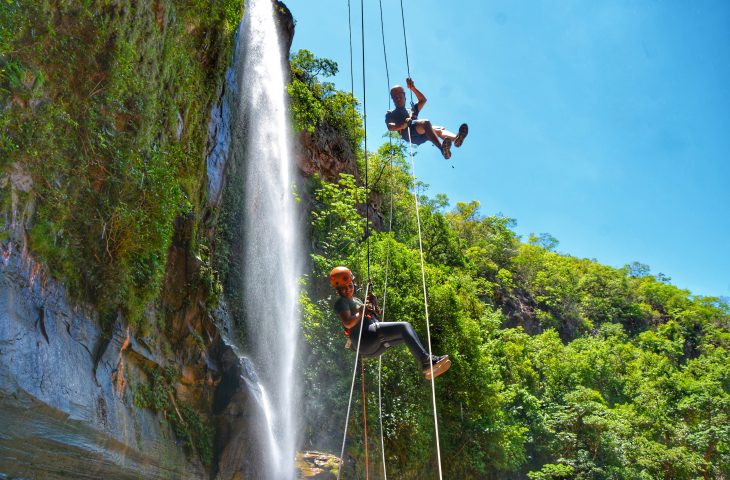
[235,0,301,477]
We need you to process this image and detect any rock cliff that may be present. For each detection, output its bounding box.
[0,1,311,479]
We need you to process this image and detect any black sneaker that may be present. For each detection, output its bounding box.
[423,355,451,380]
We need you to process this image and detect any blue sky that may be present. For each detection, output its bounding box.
[288,0,730,299]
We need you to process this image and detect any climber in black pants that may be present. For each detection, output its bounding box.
[329,266,451,380]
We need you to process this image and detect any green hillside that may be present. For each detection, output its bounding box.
[293,49,730,480]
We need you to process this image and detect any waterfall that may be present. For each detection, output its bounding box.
[234,0,301,478]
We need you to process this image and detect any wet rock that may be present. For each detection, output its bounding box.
[0,247,204,479]
[296,451,340,479]
[1,163,35,243]
[206,73,233,211]
[206,1,294,217]
[274,1,295,55]
[212,339,276,480]
[9,162,32,193]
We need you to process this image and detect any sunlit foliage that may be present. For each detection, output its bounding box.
[296,54,730,479]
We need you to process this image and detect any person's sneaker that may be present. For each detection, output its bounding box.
[454,123,468,147]
[441,138,452,159]
[423,355,451,380]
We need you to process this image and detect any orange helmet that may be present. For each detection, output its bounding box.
[329,266,354,289]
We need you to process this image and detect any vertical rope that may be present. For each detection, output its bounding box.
[361,358,370,480]
[406,128,444,480]
[378,4,393,477]
[399,0,414,105]
[377,356,387,480]
[347,0,354,95]
[379,0,395,320]
[347,0,364,282]
[399,4,443,477]
[376,191,393,480]
[360,0,370,280]
[379,0,391,89]
[399,0,411,77]
[337,283,371,480]
[380,174,394,323]
[379,0,395,318]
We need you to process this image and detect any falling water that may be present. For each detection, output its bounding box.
[235,0,301,478]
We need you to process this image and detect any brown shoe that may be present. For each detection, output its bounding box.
[454,123,468,147]
[423,355,451,380]
[441,138,452,159]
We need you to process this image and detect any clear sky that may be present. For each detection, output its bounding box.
[288,0,730,299]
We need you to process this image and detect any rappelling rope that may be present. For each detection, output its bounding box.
[377,161,395,480]
[347,0,355,96]
[378,0,394,317]
[376,356,387,478]
[378,0,393,319]
[397,2,444,475]
[341,2,443,478]
[399,0,411,78]
[407,127,444,480]
[377,1,393,477]
[337,282,371,480]
[360,0,371,280]
[347,0,365,285]
[338,1,373,477]
[399,0,414,106]
[361,358,370,480]
[359,2,372,476]
[379,0,391,98]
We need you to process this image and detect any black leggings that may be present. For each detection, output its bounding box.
[351,321,430,366]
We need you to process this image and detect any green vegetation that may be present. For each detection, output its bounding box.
[309,172,368,272]
[288,49,363,153]
[295,54,730,479]
[133,365,214,466]
[0,0,242,326]
[197,243,224,310]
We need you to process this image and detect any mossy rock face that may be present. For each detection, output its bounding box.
[0,0,242,328]
[296,451,340,479]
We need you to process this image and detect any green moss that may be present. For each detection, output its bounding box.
[172,404,214,467]
[196,243,223,310]
[1,0,243,327]
[133,365,176,412]
[190,329,206,351]
[133,364,213,467]
[0,177,11,219]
